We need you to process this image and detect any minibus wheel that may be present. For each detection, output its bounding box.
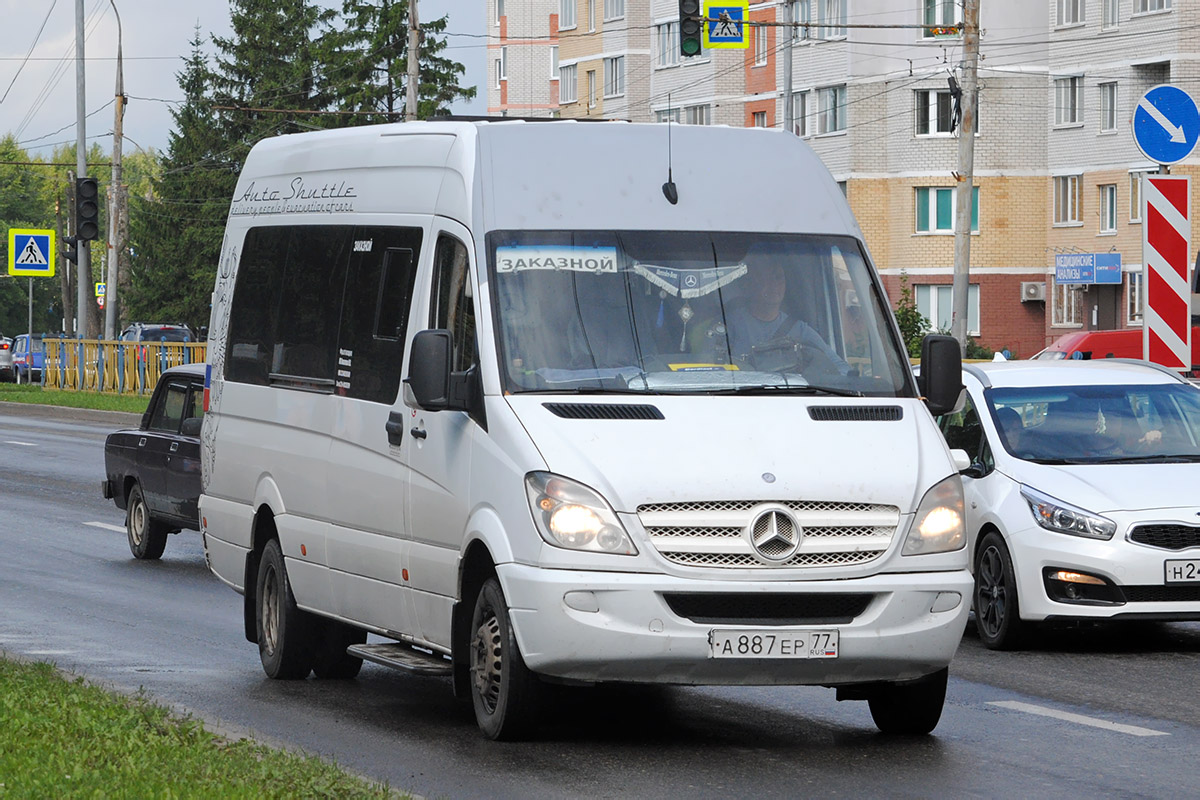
[312,619,366,679]
[469,577,541,740]
[867,668,947,735]
[256,538,314,679]
[126,483,168,560]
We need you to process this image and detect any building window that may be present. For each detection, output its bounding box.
[603,56,624,97]
[1135,0,1171,12]
[916,89,954,135]
[1099,184,1117,233]
[1057,0,1084,25]
[817,85,846,134]
[656,108,681,123]
[1126,271,1143,325]
[1052,282,1081,327]
[752,111,767,128]
[657,22,680,68]
[796,0,811,41]
[923,0,961,38]
[587,69,596,107]
[684,104,711,125]
[1055,76,1082,125]
[754,24,768,65]
[1099,83,1117,132]
[915,186,979,234]
[792,91,808,136]
[915,284,981,336]
[818,0,846,39]
[495,0,504,24]
[587,0,595,31]
[560,0,576,29]
[499,46,507,82]
[604,0,624,20]
[1054,175,1082,224]
[551,47,559,79]
[559,64,577,102]
[1102,0,1119,28]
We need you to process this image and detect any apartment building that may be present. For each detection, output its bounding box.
[487,0,560,117]
[490,1,1197,358]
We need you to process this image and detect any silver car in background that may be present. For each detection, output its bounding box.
[0,336,13,382]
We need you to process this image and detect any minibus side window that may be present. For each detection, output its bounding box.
[430,235,476,373]
[274,226,352,380]
[227,228,289,385]
[337,226,423,403]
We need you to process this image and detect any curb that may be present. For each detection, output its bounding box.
[0,399,142,428]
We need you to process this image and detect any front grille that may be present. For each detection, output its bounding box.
[1122,585,1200,603]
[663,592,873,625]
[638,500,900,570]
[1129,524,1200,551]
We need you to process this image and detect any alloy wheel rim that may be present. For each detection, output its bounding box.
[977,546,1007,637]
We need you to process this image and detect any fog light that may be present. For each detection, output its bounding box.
[1048,570,1106,585]
[1043,568,1124,605]
[563,591,599,613]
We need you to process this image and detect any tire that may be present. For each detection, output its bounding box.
[311,618,367,679]
[126,483,168,560]
[255,539,315,679]
[867,668,948,735]
[973,531,1026,650]
[469,577,541,740]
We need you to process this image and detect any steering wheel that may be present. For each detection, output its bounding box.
[749,336,839,376]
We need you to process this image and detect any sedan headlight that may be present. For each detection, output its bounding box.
[903,475,966,555]
[525,472,637,555]
[1020,486,1116,540]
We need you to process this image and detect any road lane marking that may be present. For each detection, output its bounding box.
[4,441,37,446]
[988,700,1169,737]
[84,521,126,533]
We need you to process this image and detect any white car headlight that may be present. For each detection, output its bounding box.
[525,472,637,555]
[903,475,966,555]
[1020,486,1116,540]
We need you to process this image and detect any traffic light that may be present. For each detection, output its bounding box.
[680,0,703,57]
[63,235,78,265]
[75,177,100,241]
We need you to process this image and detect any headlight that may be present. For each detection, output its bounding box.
[1020,486,1116,540]
[903,475,966,555]
[525,472,637,555]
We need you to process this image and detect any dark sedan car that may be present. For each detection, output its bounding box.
[102,364,206,559]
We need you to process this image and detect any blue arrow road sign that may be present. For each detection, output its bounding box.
[1132,84,1200,165]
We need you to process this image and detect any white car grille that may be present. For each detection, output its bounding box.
[637,500,900,569]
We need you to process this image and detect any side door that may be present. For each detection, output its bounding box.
[164,379,205,528]
[404,223,480,648]
[138,379,188,515]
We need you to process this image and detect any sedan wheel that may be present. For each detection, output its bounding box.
[126,484,168,560]
[974,532,1025,650]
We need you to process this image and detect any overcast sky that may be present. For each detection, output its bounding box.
[1,0,487,158]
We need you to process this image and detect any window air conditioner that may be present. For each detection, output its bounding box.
[1020,282,1046,302]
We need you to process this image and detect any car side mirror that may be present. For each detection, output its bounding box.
[405,330,453,412]
[919,334,963,417]
[181,417,202,437]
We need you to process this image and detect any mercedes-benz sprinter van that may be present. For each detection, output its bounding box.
[200,120,970,740]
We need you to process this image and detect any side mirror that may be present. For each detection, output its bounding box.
[181,417,202,437]
[949,448,971,472]
[405,330,452,411]
[918,334,963,417]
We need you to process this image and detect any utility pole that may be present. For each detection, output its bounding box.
[104,0,124,340]
[75,0,90,338]
[782,0,794,134]
[405,0,419,121]
[950,0,980,352]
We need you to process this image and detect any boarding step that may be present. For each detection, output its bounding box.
[347,643,453,677]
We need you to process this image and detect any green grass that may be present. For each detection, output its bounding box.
[0,383,150,414]
[0,658,404,798]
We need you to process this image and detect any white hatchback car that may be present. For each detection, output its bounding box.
[939,360,1200,649]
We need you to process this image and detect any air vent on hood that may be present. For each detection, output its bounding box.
[543,402,665,420]
[808,406,903,422]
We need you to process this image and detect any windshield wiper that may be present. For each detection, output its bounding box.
[1026,458,1093,465]
[707,384,863,397]
[510,387,657,396]
[1086,454,1200,464]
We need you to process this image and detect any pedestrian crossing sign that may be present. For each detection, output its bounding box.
[703,1,749,49]
[8,228,55,277]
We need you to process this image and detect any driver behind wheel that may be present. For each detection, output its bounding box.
[716,261,850,375]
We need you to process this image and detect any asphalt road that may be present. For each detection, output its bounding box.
[2,402,1198,799]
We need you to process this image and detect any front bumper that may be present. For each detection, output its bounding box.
[498,564,973,686]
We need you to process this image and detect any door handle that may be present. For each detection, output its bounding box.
[410,427,427,440]
[138,437,147,447]
[170,442,179,453]
[385,411,406,445]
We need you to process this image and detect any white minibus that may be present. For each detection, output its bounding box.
[200,120,970,739]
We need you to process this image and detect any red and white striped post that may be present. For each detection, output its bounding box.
[1141,174,1192,371]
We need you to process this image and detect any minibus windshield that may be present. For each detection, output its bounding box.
[487,231,913,396]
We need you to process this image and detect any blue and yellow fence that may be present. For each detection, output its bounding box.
[44,339,207,395]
